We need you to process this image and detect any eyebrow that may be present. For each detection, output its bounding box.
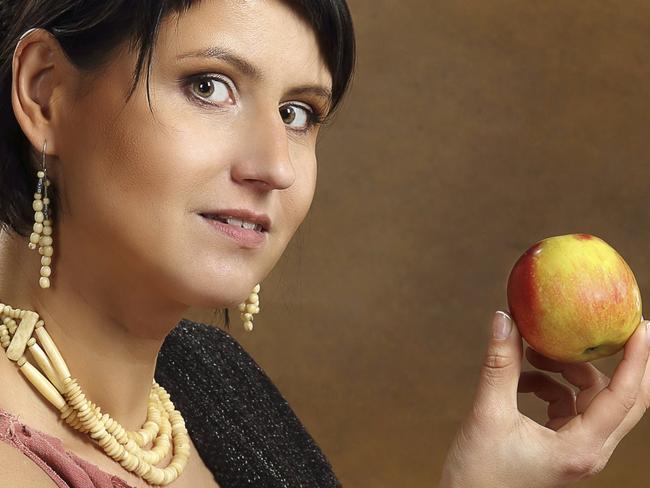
[177,46,262,79]
[176,46,333,108]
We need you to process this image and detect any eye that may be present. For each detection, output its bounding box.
[279,104,317,132]
[189,76,234,104]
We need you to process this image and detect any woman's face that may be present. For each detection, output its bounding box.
[47,0,332,308]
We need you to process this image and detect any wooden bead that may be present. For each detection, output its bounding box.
[32,200,43,211]
[42,226,52,236]
[169,460,186,476]
[129,430,145,447]
[34,211,44,223]
[0,303,191,485]
[39,277,50,288]
[68,392,86,408]
[243,321,253,331]
[42,246,53,257]
[35,327,70,379]
[29,232,40,244]
[171,423,186,436]
[18,360,66,409]
[146,466,165,485]
[39,236,53,247]
[40,266,51,277]
[173,444,191,457]
[124,438,138,454]
[134,458,151,478]
[121,453,139,472]
[141,449,163,466]
[59,404,74,420]
[98,434,112,448]
[6,311,38,361]
[33,222,43,233]
[41,256,51,266]
[162,468,175,485]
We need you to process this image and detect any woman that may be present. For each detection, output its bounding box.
[0,1,353,486]
[0,1,648,487]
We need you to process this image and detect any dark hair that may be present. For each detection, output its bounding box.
[0,0,356,238]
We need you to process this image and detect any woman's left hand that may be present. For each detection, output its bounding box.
[438,311,650,488]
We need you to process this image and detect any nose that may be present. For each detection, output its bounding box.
[231,109,296,192]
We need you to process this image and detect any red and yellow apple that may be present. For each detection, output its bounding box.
[507,234,642,363]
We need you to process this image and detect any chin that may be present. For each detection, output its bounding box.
[167,269,258,310]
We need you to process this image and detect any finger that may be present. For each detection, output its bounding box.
[526,347,610,413]
[599,340,650,450]
[526,347,609,391]
[472,311,523,417]
[518,370,577,420]
[575,321,650,442]
[599,397,647,458]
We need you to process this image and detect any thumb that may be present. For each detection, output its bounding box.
[472,311,523,416]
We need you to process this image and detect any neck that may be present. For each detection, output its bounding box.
[0,227,189,432]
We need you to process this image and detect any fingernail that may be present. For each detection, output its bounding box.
[645,321,650,346]
[493,311,512,340]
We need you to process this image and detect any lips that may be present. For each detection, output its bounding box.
[199,209,271,232]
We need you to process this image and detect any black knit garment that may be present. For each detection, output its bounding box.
[154,319,342,488]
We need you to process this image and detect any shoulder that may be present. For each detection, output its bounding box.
[156,319,287,405]
[0,439,59,487]
[155,319,342,488]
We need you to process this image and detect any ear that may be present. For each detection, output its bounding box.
[11,28,73,158]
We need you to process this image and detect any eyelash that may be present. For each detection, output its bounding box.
[181,74,328,134]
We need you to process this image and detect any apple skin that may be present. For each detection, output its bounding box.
[507,234,642,363]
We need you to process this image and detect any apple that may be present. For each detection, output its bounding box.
[507,234,642,362]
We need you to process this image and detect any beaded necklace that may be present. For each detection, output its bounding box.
[0,303,190,485]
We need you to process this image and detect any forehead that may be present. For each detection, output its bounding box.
[156,0,332,89]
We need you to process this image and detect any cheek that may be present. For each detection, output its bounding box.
[59,94,206,270]
[286,150,317,232]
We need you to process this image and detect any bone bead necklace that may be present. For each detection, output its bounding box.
[0,303,190,486]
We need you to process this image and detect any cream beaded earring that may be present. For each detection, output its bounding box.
[238,284,261,331]
[27,139,54,289]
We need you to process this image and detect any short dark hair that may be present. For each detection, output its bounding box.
[0,0,356,237]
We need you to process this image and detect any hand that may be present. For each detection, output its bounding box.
[438,311,650,488]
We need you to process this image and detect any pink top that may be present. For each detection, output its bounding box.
[0,407,134,487]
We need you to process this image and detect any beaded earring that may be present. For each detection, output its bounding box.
[27,139,54,289]
[238,284,261,331]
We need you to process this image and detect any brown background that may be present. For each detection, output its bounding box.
[188,1,650,486]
